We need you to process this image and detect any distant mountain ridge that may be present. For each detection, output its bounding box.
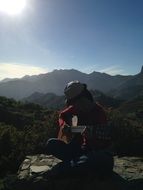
[109,67,143,100]
[23,90,123,109]
[0,67,142,100]
[23,92,65,109]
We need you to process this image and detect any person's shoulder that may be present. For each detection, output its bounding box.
[60,105,76,117]
[93,102,107,115]
[93,102,107,124]
[93,102,105,110]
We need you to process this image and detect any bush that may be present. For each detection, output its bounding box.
[108,110,143,155]
[0,104,59,177]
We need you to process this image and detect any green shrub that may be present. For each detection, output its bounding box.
[109,110,143,155]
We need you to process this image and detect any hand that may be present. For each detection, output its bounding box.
[62,124,71,136]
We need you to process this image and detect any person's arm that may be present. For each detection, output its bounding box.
[58,114,72,143]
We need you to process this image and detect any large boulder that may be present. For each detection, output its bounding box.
[4,155,143,190]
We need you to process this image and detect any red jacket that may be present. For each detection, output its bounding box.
[58,103,110,150]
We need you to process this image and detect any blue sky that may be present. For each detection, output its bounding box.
[0,0,143,80]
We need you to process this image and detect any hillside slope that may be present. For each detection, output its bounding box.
[110,67,143,100]
[23,90,123,109]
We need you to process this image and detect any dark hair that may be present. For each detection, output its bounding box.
[65,85,94,106]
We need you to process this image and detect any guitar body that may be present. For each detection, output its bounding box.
[58,125,86,144]
[57,126,72,144]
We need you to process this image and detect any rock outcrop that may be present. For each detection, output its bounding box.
[5,155,143,190]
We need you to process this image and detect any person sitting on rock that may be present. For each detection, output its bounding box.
[45,81,113,173]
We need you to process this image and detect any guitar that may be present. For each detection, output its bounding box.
[58,124,85,143]
[58,115,85,143]
[58,124,112,144]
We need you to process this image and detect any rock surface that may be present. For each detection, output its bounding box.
[18,155,62,180]
[7,154,143,190]
[114,156,143,180]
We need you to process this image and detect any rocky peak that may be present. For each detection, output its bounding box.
[140,65,143,74]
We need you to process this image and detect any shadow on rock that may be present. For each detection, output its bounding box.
[127,178,143,190]
[4,154,142,190]
[7,170,129,190]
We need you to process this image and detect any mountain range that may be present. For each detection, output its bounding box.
[0,66,143,101]
[23,89,123,109]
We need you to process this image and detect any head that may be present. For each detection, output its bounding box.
[64,80,93,106]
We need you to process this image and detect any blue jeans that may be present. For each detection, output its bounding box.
[45,138,83,161]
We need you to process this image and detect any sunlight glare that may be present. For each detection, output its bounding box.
[0,0,27,15]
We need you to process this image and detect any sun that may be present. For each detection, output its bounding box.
[0,0,27,16]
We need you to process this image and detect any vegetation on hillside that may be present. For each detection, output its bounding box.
[0,96,59,177]
[108,109,143,155]
[0,95,143,180]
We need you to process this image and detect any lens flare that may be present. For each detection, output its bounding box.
[0,0,26,15]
